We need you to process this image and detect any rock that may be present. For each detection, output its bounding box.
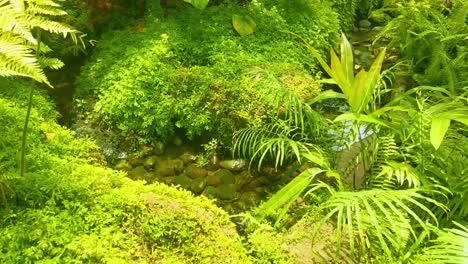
[127,154,144,166]
[202,186,218,199]
[358,19,371,29]
[180,152,197,165]
[162,176,176,185]
[154,159,175,177]
[185,164,208,179]
[128,166,148,180]
[219,159,247,171]
[144,155,159,170]
[235,170,252,190]
[172,158,184,173]
[247,178,263,189]
[215,184,237,200]
[240,191,260,202]
[190,178,207,195]
[114,159,132,171]
[174,173,192,188]
[371,26,384,32]
[206,172,222,186]
[215,169,235,184]
[140,145,154,156]
[153,141,165,155]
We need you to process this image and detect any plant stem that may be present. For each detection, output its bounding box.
[20,85,34,177]
[20,29,42,177]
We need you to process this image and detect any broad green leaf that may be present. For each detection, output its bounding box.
[334,113,390,127]
[340,33,354,85]
[350,48,386,114]
[430,117,450,150]
[255,168,324,220]
[183,0,209,9]
[330,49,351,96]
[347,69,368,113]
[308,90,346,105]
[232,15,256,36]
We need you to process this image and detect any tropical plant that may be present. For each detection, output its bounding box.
[236,33,468,261]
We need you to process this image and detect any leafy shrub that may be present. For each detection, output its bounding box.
[75,3,338,143]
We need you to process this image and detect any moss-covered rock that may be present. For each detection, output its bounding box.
[215,169,235,184]
[185,164,208,179]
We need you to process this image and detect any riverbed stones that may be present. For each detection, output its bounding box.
[215,169,235,184]
[202,186,218,199]
[173,158,184,173]
[114,159,132,171]
[216,184,237,200]
[190,178,207,195]
[206,172,221,186]
[185,164,208,179]
[219,159,247,171]
[140,145,154,156]
[128,166,149,180]
[358,19,371,29]
[180,152,197,165]
[153,141,165,155]
[154,159,176,176]
[144,155,159,169]
[235,170,252,189]
[174,173,192,187]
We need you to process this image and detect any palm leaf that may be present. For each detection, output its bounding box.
[316,189,446,260]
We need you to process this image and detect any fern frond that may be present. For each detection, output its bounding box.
[0,0,37,44]
[0,34,48,84]
[371,161,422,189]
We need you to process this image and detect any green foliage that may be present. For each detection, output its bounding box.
[0,80,249,263]
[375,0,468,93]
[76,3,339,143]
[0,0,85,85]
[235,29,468,262]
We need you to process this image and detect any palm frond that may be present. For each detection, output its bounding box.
[413,222,468,264]
[316,188,447,260]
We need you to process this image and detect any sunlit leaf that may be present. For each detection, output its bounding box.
[430,117,450,150]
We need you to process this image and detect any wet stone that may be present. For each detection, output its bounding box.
[219,159,247,171]
[153,141,165,155]
[140,145,154,156]
[190,178,207,195]
[215,169,235,184]
[174,173,192,188]
[172,158,184,173]
[358,19,372,29]
[154,159,176,177]
[144,155,159,170]
[128,166,148,180]
[114,159,132,171]
[202,186,218,199]
[180,153,197,165]
[185,164,208,179]
[206,172,222,186]
[215,184,237,200]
